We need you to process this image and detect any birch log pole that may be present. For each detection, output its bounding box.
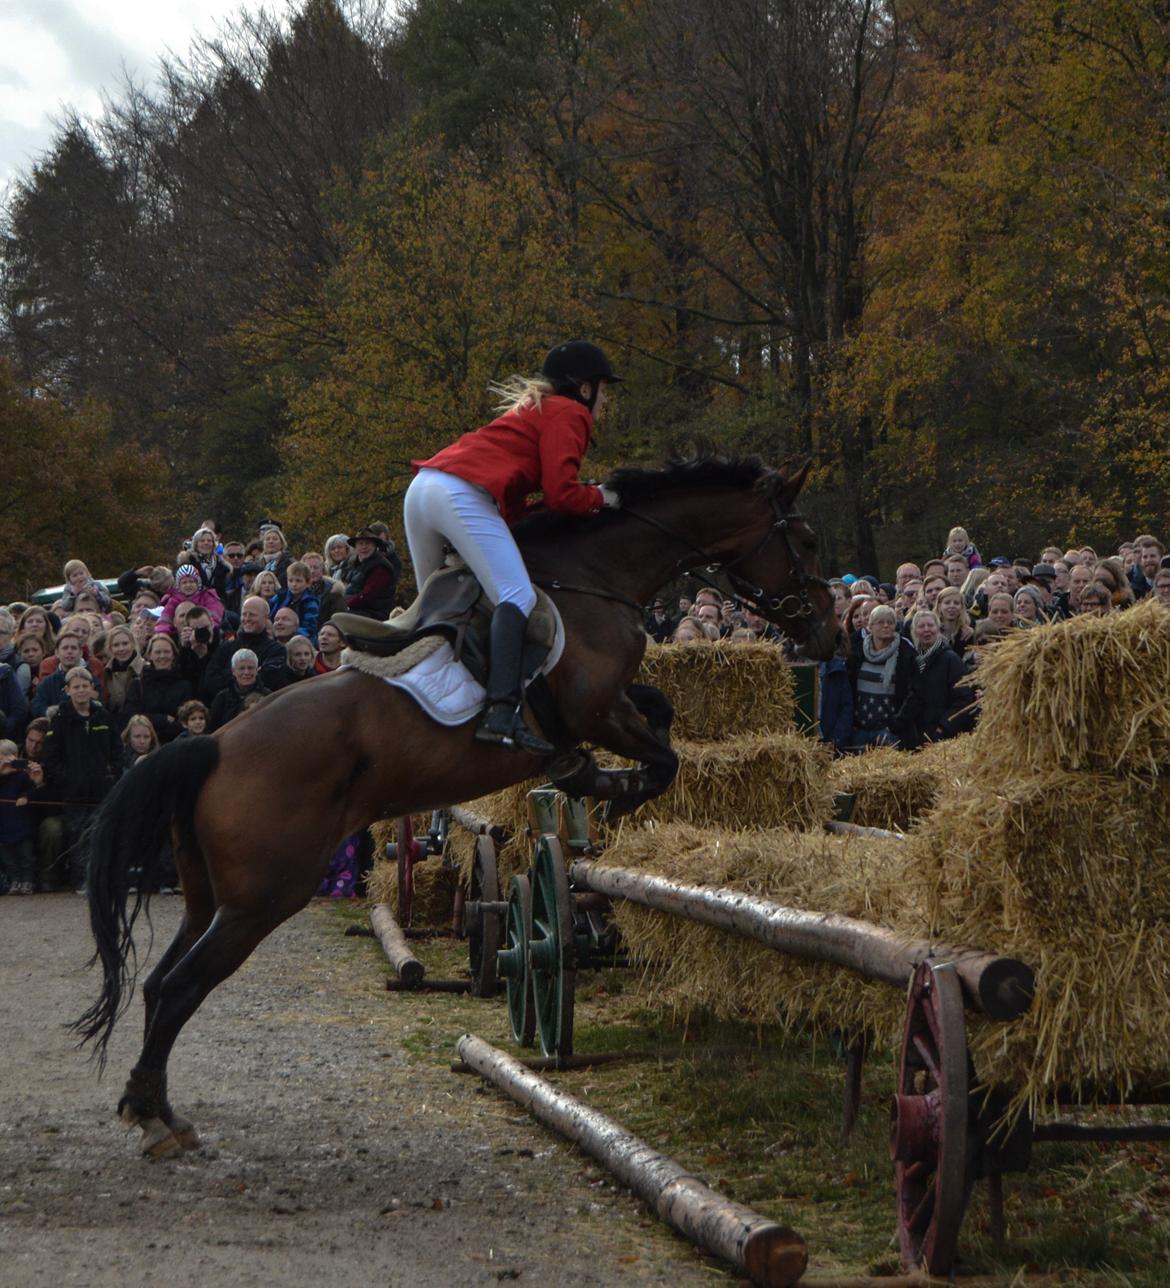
[457,1033,808,1287]
[570,860,1033,1021]
[369,904,425,985]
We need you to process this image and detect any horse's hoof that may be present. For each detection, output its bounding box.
[167,1112,200,1151]
[139,1117,182,1159]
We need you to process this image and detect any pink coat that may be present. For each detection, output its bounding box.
[155,586,225,633]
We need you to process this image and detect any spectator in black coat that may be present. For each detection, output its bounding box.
[202,597,287,699]
[176,606,221,697]
[42,667,121,891]
[892,610,976,750]
[120,634,193,743]
[209,650,272,731]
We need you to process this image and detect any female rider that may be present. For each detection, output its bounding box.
[405,341,621,754]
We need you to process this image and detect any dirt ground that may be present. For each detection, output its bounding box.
[0,895,719,1288]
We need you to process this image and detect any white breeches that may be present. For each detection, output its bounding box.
[404,468,538,616]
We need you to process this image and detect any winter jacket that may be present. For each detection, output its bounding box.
[261,551,293,586]
[209,680,272,732]
[0,662,28,742]
[270,588,320,644]
[268,665,314,691]
[308,578,348,626]
[191,553,231,599]
[56,580,113,613]
[0,768,36,845]
[178,630,222,698]
[415,394,605,526]
[846,636,917,733]
[120,666,194,742]
[104,655,147,716]
[42,700,122,805]
[156,586,225,634]
[344,553,398,620]
[817,657,854,753]
[891,645,975,750]
[202,632,287,700]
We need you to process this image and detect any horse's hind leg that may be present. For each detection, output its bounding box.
[120,906,278,1157]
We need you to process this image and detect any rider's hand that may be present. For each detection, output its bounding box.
[599,486,621,510]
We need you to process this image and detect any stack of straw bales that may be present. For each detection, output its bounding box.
[605,603,1170,1122]
[828,737,975,831]
[619,642,833,832]
[600,823,914,1043]
[906,599,1170,1116]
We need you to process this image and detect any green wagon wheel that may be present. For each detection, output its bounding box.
[467,836,500,998]
[497,873,535,1047]
[530,835,576,1061]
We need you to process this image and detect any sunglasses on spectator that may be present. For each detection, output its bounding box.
[225,550,245,559]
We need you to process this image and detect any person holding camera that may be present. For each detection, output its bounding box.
[176,606,221,697]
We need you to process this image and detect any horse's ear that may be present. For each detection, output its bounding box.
[777,457,812,502]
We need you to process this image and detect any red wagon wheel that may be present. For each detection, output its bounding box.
[396,816,418,927]
[889,960,972,1276]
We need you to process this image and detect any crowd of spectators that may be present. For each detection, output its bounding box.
[644,524,1170,756]
[0,519,401,897]
[4,511,1168,896]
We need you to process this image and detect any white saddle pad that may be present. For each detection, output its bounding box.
[343,601,566,727]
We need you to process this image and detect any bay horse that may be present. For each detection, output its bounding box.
[74,451,839,1156]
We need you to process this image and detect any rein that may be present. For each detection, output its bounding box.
[621,495,828,621]
[533,578,644,613]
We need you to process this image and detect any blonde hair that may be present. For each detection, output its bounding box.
[252,570,281,598]
[488,375,556,415]
[122,714,159,751]
[63,558,90,579]
[934,587,971,638]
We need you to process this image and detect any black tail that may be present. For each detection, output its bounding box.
[71,736,221,1066]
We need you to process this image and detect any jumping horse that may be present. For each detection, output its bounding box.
[74,451,840,1156]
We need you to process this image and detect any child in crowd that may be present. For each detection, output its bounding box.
[176,699,209,737]
[121,714,159,768]
[156,565,224,635]
[270,561,320,644]
[41,667,121,892]
[273,635,316,688]
[54,560,112,614]
[0,738,41,894]
[31,633,85,717]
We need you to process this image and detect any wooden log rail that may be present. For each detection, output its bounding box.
[369,904,425,985]
[570,861,1033,1020]
[456,1033,808,1287]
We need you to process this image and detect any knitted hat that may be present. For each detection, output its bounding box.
[176,564,200,583]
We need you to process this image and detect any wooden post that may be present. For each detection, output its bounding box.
[570,861,1033,1020]
[369,903,425,985]
[456,1033,808,1287]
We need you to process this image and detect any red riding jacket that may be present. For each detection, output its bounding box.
[413,395,605,527]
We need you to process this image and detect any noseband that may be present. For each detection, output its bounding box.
[623,493,828,622]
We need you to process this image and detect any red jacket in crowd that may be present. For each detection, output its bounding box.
[414,395,604,527]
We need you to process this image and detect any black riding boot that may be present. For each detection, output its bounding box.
[474,602,555,755]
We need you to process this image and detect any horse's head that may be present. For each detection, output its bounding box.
[731,461,841,662]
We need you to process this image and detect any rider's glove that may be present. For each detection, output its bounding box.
[599,486,621,510]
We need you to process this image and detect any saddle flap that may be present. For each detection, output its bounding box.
[336,565,482,657]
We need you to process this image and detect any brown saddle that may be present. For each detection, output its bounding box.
[332,563,557,689]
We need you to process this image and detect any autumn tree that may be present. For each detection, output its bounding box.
[0,360,168,599]
[262,140,599,565]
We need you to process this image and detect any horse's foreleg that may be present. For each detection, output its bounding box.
[120,906,282,1157]
[556,685,679,819]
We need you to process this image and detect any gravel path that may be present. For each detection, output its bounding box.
[0,895,717,1287]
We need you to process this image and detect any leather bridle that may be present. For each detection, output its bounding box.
[622,492,829,624]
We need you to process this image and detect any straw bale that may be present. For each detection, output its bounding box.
[970,598,1170,775]
[608,734,833,832]
[905,769,1170,1117]
[597,823,916,1044]
[636,642,795,741]
[828,736,977,831]
[366,854,459,926]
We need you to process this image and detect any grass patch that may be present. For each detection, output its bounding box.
[330,902,1170,1284]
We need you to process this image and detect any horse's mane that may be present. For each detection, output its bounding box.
[514,445,788,545]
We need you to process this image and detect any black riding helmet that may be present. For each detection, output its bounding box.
[541,341,621,411]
